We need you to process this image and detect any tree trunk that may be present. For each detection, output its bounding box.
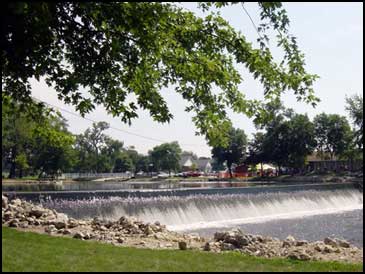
[260,162,263,177]
[8,161,16,179]
[8,146,17,179]
[228,165,233,179]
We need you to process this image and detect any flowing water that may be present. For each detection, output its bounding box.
[38,187,363,245]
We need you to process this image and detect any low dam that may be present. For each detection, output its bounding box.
[5,182,362,246]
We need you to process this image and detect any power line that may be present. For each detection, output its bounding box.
[241,3,263,40]
[31,96,204,147]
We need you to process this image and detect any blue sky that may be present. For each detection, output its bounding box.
[31,2,363,157]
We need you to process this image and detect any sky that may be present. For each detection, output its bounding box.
[31,2,363,158]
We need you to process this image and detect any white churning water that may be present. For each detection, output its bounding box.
[42,189,363,232]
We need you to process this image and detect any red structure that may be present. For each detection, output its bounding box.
[218,164,249,178]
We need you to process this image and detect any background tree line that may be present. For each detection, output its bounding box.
[2,94,362,179]
[212,95,363,176]
[2,98,183,178]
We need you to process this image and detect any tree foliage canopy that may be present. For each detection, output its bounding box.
[345,94,363,150]
[149,142,182,173]
[2,97,75,178]
[3,2,319,147]
[313,113,352,160]
[212,127,248,177]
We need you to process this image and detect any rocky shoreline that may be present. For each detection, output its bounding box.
[2,195,363,264]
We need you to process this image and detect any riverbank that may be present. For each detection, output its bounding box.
[3,173,362,184]
[2,195,363,264]
[3,228,362,272]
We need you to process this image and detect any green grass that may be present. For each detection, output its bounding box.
[2,228,363,272]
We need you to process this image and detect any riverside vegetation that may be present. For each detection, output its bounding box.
[2,195,363,265]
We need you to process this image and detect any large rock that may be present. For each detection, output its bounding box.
[68,219,79,228]
[213,229,249,248]
[49,213,69,229]
[2,195,8,209]
[221,243,235,251]
[45,225,58,234]
[335,239,350,248]
[324,237,338,247]
[73,232,85,239]
[8,219,20,228]
[296,240,308,247]
[11,199,22,207]
[178,241,188,250]
[323,245,335,253]
[3,211,14,221]
[287,250,311,261]
[30,207,47,218]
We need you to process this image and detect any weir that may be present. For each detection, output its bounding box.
[12,182,362,232]
[4,182,361,201]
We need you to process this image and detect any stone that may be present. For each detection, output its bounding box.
[34,220,42,226]
[144,226,153,236]
[63,229,72,235]
[4,211,14,221]
[214,232,227,241]
[314,244,323,252]
[178,241,188,250]
[26,217,35,224]
[19,222,29,228]
[100,226,108,231]
[287,250,311,261]
[68,219,79,228]
[204,242,212,251]
[117,237,124,244]
[221,243,235,251]
[83,232,92,240]
[253,235,264,243]
[30,207,46,218]
[45,225,57,234]
[285,235,296,242]
[335,239,350,248]
[296,240,308,246]
[53,221,67,230]
[323,246,334,253]
[2,195,8,209]
[324,237,338,247]
[92,217,103,225]
[48,213,69,229]
[11,199,22,207]
[8,219,20,227]
[282,240,292,248]
[73,232,85,239]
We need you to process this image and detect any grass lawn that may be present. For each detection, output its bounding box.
[2,227,363,272]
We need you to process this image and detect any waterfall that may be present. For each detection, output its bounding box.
[41,188,363,231]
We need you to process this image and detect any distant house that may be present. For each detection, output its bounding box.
[306,152,362,172]
[179,155,212,173]
[196,158,212,173]
[180,155,195,171]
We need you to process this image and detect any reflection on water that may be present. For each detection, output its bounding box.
[61,181,249,191]
[2,180,252,192]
